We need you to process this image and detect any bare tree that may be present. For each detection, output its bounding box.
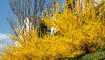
[8,0,56,36]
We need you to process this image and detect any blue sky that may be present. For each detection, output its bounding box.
[0,0,64,45]
[0,0,15,46]
[0,0,14,45]
[0,0,13,34]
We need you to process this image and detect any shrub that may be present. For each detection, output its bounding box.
[1,0,105,60]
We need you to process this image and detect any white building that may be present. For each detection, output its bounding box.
[15,16,41,46]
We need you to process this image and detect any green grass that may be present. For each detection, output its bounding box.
[56,48,105,60]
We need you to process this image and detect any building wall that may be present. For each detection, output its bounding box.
[15,16,41,46]
[77,0,103,9]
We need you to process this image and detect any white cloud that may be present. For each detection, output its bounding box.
[0,33,10,40]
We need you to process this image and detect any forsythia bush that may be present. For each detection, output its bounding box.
[1,0,105,60]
